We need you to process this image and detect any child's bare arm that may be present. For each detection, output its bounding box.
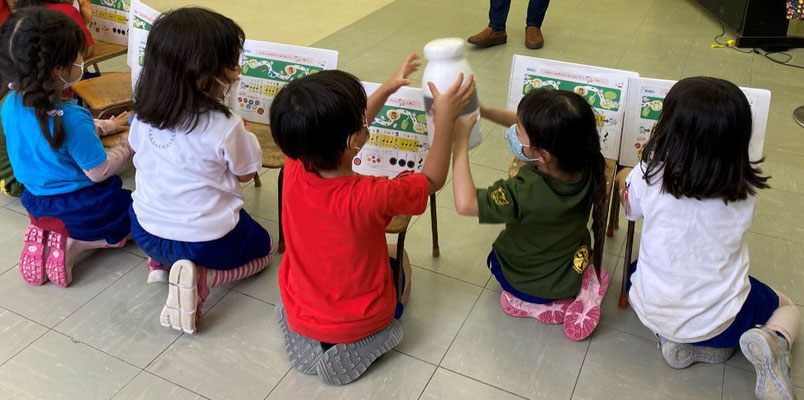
[366,53,420,123]
[77,0,93,24]
[479,104,517,127]
[422,74,476,194]
[452,114,480,216]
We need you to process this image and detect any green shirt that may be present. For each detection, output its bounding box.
[477,164,592,299]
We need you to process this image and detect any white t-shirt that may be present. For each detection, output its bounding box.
[129,111,262,242]
[624,163,755,343]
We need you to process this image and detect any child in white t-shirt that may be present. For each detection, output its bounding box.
[128,8,271,334]
[618,77,799,400]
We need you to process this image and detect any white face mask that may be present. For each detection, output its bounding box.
[214,77,233,100]
[59,62,84,88]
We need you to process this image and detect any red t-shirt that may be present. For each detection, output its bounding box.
[279,158,429,343]
[44,4,94,47]
[0,1,10,26]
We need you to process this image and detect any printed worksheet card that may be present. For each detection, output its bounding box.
[506,55,639,160]
[352,83,429,177]
[619,78,771,167]
[88,0,130,45]
[127,0,159,89]
[230,39,338,124]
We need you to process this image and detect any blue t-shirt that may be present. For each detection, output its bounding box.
[0,91,106,196]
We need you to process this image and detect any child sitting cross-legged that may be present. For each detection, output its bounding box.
[270,54,475,385]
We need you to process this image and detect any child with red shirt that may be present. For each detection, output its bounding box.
[12,0,94,57]
[270,54,475,385]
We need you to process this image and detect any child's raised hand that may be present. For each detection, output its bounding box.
[428,73,476,123]
[77,0,93,23]
[384,53,421,91]
[453,112,479,147]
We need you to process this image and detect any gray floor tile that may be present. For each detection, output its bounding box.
[147,292,288,400]
[420,368,526,400]
[395,266,483,364]
[0,207,30,274]
[0,330,139,400]
[572,327,724,400]
[441,289,588,400]
[267,351,435,400]
[112,371,204,400]
[0,250,142,328]
[0,307,47,365]
[723,365,804,400]
[404,207,502,286]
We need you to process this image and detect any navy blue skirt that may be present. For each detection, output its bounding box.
[130,207,271,270]
[21,176,132,244]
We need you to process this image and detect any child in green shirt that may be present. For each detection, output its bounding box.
[451,89,610,341]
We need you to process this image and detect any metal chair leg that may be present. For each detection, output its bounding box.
[396,230,407,295]
[429,194,440,257]
[619,220,636,309]
[277,167,285,254]
[606,180,619,237]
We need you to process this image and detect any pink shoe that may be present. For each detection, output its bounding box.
[563,266,610,341]
[44,232,71,288]
[500,291,574,325]
[19,225,48,285]
[146,258,169,284]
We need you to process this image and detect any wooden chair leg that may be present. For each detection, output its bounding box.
[277,167,285,254]
[396,230,407,295]
[429,194,440,257]
[253,174,262,187]
[619,220,636,309]
[606,180,619,237]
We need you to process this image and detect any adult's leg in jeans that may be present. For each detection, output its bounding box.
[489,0,512,31]
[526,0,550,27]
[766,290,801,344]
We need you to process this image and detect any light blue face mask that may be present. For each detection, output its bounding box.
[505,124,538,162]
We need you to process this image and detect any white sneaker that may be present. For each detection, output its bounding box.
[740,327,794,400]
[147,269,169,284]
[160,260,198,334]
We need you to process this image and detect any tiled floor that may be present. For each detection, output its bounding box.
[1,0,803,399]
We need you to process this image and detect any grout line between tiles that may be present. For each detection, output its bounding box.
[435,365,533,400]
[435,287,484,367]
[263,367,292,400]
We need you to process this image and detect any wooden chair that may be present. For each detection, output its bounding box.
[85,40,128,75]
[248,123,441,258]
[507,157,618,275]
[618,220,637,309]
[72,72,132,119]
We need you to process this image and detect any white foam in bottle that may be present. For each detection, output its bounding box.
[422,38,482,149]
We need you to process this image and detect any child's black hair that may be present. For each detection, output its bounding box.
[133,7,245,132]
[270,70,367,172]
[0,7,86,150]
[518,89,607,252]
[641,76,769,202]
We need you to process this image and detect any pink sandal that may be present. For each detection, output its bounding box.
[563,266,610,341]
[44,232,71,287]
[500,291,574,325]
[19,225,48,285]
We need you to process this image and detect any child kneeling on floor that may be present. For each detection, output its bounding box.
[128,8,271,335]
[0,8,133,288]
[455,90,610,341]
[270,55,475,385]
[617,77,799,400]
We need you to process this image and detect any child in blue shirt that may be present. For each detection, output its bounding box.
[0,8,133,287]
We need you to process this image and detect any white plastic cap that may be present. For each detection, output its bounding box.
[423,38,466,60]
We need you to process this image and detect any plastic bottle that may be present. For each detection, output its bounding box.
[421,38,482,149]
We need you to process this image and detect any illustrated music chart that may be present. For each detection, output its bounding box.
[507,55,639,160]
[352,83,429,177]
[229,40,338,124]
[88,0,130,45]
[126,0,159,89]
[619,78,771,167]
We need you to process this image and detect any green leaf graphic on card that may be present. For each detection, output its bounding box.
[416,114,427,124]
[642,107,650,118]
[604,91,617,100]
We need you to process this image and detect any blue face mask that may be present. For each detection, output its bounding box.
[505,124,538,162]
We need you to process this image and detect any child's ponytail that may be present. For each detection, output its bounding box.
[587,150,607,255]
[0,8,85,150]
